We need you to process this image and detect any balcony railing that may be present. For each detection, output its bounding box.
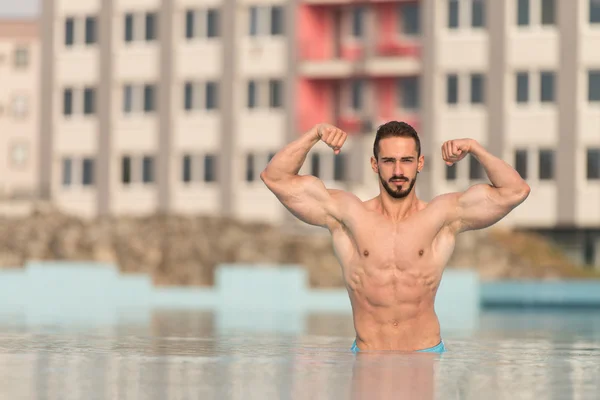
[376,39,420,57]
[298,40,366,62]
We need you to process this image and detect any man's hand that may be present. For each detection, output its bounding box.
[441,139,475,166]
[314,123,348,155]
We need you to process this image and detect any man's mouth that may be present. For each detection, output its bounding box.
[390,178,407,183]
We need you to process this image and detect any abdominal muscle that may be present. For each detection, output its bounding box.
[345,262,443,352]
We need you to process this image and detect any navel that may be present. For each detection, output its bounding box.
[419,249,424,256]
[363,250,369,257]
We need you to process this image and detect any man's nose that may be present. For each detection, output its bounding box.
[394,162,403,175]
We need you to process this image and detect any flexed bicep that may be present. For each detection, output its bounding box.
[265,175,344,229]
[453,184,526,233]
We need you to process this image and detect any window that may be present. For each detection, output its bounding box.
[122,156,132,184]
[10,143,28,167]
[587,149,600,179]
[270,6,283,35]
[246,80,284,109]
[85,17,97,44]
[185,11,195,39]
[469,156,484,180]
[204,154,217,182]
[471,0,485,28]
[206,82,219,110]
[589,70,600,102]
[470,73,484,104]
[65,18,75,46]
[539,149,554,180]
[591,0,600,24]
[125,14,134,42]
[351,6,365,38]
[144,84,155,112]
[269,80,283,108]
[82,158,94,186]
[247,81,257,109]
[311,153,321,178]
[123,85,133,113]
[125,12,158,42]
[145,13,157,41]
[515,149,528,179]
[182,155,192,182]
[62,158,72,186]
[63,88,73,116]
[142,156,154,183]
[184,83,194,110]
[516,72,529,103]
[400,3,420,36]
[541,0,556,25]
[246,154,255,182]
[249,7,259,36]
[334,153,347,181]
[400,77,419,109]
[448,0,459,29]
[518,0,530,26]
[14,47,29,68]
[445,164,457,181]
[540,71,555,103]
[207,9,219,37]
[351,80,363,110]
[12,96,28,118]
[249,6,283,37]
[446,74,458,104]
[182,154,218,183]
[83,87,96,115]
[184,81,219,111]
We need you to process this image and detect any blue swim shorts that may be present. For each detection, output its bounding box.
[351,339,446,354]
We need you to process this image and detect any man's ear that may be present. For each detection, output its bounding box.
[418,155,425,173]
[370,156,378,173]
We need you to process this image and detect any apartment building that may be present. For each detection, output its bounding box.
[424,0,600,265]
[39,0,600,263]
[0,20,39,200]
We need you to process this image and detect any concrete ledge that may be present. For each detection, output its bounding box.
[481,281,600,307]
[0,262,480,332]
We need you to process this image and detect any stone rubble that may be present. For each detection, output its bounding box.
[0,205,596,287]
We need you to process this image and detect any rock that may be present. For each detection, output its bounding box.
[0,209,597,286]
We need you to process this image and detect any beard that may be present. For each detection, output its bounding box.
[379,173,417,199]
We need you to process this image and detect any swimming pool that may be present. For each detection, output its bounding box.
[0,308,598,399]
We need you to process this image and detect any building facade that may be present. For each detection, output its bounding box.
[39,0,600,262]
[0,19,39,201]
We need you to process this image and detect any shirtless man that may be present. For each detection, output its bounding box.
[260,121,530,352]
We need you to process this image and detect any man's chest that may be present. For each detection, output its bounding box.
[337,207,453,265]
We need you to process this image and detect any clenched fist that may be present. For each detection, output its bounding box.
[441,138,476,166]
[314,123,347,155]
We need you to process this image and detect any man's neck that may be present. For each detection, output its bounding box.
[377,191,421,222]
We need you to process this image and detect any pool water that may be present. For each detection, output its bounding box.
[0,309,599,400]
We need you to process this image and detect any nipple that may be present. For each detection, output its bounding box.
[363,250,369,257]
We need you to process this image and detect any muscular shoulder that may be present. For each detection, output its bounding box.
[424,193,462,228]
[327,189,364,211]
[326,189,365,229]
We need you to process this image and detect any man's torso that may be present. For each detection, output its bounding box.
[328,193,459,351]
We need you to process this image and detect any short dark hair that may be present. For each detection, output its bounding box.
[373,121,421,160]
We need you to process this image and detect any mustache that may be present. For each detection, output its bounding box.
[389,176,409,182]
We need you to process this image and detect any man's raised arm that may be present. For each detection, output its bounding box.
[260,123,348,229]
[442,138,531,233]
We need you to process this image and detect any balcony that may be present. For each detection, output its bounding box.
[298,41,367,79]
[366,38,421,77]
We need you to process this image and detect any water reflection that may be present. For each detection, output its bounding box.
[0,309,599,399]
